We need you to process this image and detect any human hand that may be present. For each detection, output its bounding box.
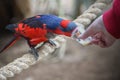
[79,15,116,48]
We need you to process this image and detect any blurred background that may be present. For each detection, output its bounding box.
[0,0,120,80]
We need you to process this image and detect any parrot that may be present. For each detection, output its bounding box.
[0,14,79,60]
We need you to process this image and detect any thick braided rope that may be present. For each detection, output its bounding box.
[0,0,113,80]
[74,0,113,31]
[0,36,66,80]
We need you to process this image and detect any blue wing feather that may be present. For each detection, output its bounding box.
[20,14,77,32]
[37,14,63,29]
[21,17,43,28]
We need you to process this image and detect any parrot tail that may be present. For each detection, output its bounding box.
[0,34,21,53]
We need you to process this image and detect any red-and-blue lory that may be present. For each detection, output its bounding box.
[0,14,80,60]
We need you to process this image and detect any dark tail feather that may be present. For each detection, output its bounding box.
[0,35,21,53]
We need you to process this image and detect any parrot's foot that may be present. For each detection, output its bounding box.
[30,47,39,60]
[47,39,56,46]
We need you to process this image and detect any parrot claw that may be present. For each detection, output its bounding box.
[47,39,56,46]
[30,47,39,60]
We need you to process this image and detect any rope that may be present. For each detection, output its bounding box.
[0,36,66,80]
[74,0,112,28]
[0,0,113,80]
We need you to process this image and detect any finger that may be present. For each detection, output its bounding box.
[92,33,106,47]
[88,32,101,45]
[91,39,105,47]
[90,38,99,45]
[79,27,96,40]
[98,41,106,48]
